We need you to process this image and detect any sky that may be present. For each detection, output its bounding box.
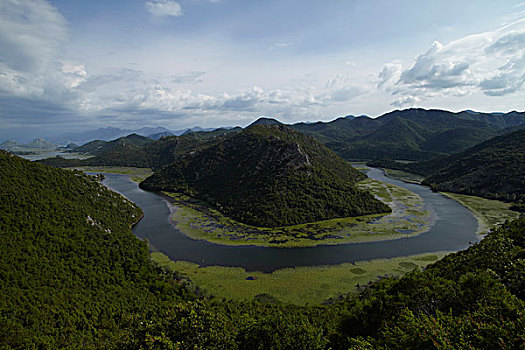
[1,0,525,141]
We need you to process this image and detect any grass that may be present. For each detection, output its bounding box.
[152,251,448,305]
[383,169,425,184]
[70,166,153,182]
[441,192,520,234]
[164,178,432,248]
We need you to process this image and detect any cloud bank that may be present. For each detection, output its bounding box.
[379,19,525,106]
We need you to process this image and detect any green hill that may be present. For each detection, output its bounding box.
[0,150,197,348]
[292,108,525,161]
[40,133,206,170]
[41,129,240,170]
[369,129,525,202]
[140,124,391,227]
[421,129,525,202]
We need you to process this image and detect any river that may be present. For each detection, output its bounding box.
[103,167,480,272]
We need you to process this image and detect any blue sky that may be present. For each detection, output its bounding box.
[1,0,525,140]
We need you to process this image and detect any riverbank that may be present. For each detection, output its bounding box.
[373,166,520,235]
[440,192,519,234]
[68,166,152,182]
[162,177,432,248]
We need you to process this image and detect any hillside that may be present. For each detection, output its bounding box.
[41,133,206,170]
[0,151,195,348]
[40,128,241,171]
[369,129,525,202]
[0,140,20,149]
[140,124,391,227]
[421,129,525,202]
[292,108,525,161]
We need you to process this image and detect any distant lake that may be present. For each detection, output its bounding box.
[103,168,480,272]
[17,150,92,161]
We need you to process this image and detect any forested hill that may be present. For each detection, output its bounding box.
[140,124,391,227]
[370,129,525,202]
[0,151,195,347]
[422,129,525,202]
[40,132,217,170]
[291,108,525,161]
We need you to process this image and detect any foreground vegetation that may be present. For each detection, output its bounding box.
[152,252,447,305]
[164,178,430,247]
[2,151,524,349]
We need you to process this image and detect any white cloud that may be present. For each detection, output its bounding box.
[377,62,402,89]
[268,42,293,51]
[0,0,89,104]
[0,0,68,72]
[145,0,182,17]
[322,74,367,102]
[380,19,525,107]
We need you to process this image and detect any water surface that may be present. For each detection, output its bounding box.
[104,168,479,272]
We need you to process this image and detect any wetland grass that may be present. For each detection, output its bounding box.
[152,252,448,305]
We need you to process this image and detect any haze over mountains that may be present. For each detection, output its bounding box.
[3,109,524,159]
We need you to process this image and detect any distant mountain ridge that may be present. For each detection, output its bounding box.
[37,108,525,168]
[290,108,525,161]
[47,126,172,146]
[7,108,525,158]
[45,126,224,146]
[0,138,57,150]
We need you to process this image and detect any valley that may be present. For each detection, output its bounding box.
[3,109,524,349]
[89,164,516,307]
[3,0,525,346]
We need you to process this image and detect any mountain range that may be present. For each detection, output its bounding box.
[6,108,525,158]
[44,126,217,146]
[291,109,525,161]
[0,138,58,150]
[39,108,525,206]
[370,129,525,202]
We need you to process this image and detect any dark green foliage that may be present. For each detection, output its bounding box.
[0,151,195,348]
[292,108,525,161]
[369,129,525,202]
[510,203,525,212]
[422,129,525,202]
[140,124,390,227]
[40,133,215,170]
[337,217,525,349]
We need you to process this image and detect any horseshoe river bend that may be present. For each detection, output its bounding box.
[102,167,480,272]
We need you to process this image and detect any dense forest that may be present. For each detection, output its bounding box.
[369,129,525,202]
[1,150,524,348]
[292,108,525,161]
[140,124,391,227]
